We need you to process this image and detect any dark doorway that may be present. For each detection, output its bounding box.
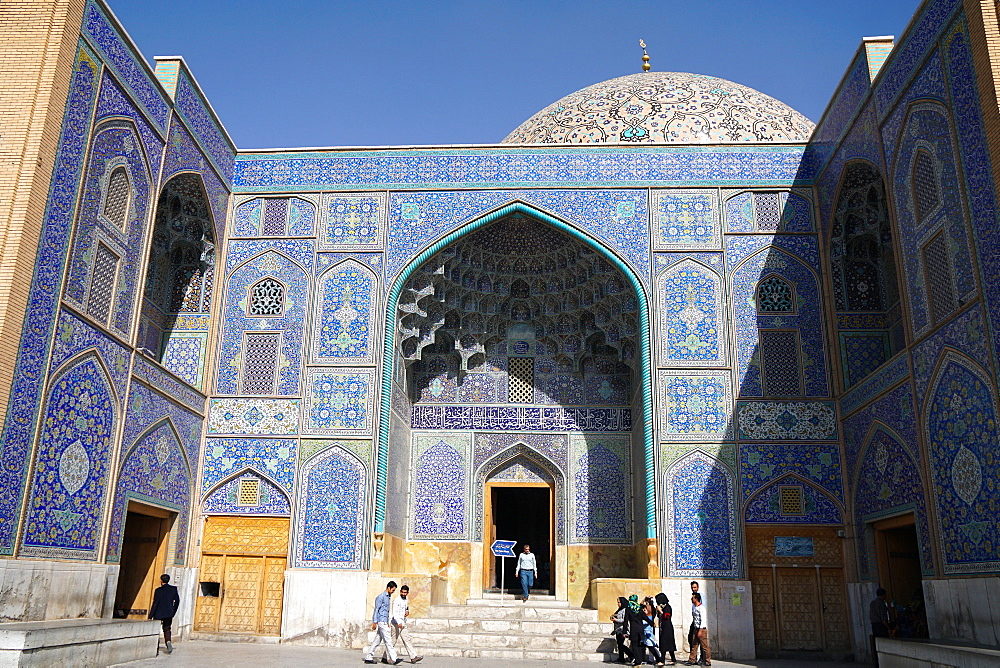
[874,516,928,638]
[114,502,173,619]
[488,485,552,595]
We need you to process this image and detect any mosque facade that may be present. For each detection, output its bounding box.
[1,0,1000,661]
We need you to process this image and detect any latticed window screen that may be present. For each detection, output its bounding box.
[923,233,956,324]
[103,166,130,228]
[261,198,289,236]
[753,192,782,231]
[237,478,261,506]
[248,278,285,316]
[778,486,804,515]
[87,243,119,325]
[508,357,534,403]
[242,333,280,395]
[912,150,939,222]
[760,330,802,397]
[756,276,794,313]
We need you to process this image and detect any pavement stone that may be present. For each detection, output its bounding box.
[114,640,867,668]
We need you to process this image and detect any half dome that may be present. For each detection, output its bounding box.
[502,72,814,145]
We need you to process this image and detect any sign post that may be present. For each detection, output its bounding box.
[490,539,517,606]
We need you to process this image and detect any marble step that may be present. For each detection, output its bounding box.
[415,646,615,662]
[406,630,619,655]
[429,603,599,621]
[467,596,570,608]
[412,617,610,635]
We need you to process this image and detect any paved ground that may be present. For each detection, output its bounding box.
[116,640,867,667]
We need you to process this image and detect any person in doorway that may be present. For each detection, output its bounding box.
[385,585,422,664]
[870,587,896,638]
[515,543,537,601]
[684,592,710,666]
[610,596,634,663]
[148,574,179,654]
[655,592,677,665]
[364,581,400,665]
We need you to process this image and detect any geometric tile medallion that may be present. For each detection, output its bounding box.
[736,401,837,440]
[208,398,300,435]
[304,367,377,436]
[657,370,734,441]
[652,189,721,251]
[319,193,385,251]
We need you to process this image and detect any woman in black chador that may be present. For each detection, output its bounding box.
[655,592,677,665]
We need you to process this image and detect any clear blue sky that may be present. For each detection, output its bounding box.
[107,0,920,149]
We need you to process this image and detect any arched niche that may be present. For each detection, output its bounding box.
[293,446,367,569]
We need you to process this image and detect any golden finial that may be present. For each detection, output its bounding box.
[639,39,651,72]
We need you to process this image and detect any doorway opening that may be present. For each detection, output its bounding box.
[114,501,174,619]
[485,483,553,596]
[873,514,927,638]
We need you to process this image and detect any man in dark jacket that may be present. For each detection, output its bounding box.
[149,574,180,654]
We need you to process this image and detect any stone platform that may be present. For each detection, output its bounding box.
[0,618,159,668]
[402,598,616,662]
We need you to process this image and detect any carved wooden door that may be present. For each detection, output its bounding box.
[818,568,850,650]
[218,556,264,632]
[776,568,823,650]
[749,567,778,652]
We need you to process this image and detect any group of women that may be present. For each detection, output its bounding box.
[610,593,678,666]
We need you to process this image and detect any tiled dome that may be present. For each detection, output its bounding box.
[502,72,814,145]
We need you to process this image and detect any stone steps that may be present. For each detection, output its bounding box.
[406,601,617,662]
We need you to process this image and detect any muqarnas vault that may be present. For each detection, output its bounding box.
[1,0,1000,662]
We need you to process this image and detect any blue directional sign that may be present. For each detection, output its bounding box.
[491,539,516,558]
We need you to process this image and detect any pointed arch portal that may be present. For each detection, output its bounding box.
[377,202,654,542]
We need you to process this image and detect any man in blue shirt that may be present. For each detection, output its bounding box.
[363,581,400,664]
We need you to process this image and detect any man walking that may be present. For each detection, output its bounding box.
[684,592,711,666]
[364,581,400,665]
[386,585,422,664]
[148,574,180,654]
[515,543,537,601]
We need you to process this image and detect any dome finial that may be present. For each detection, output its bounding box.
[639,39,651,72]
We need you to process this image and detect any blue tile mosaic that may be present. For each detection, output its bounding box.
[570,434,631,544]
[233,147,814,192]
[925,352,1000,573]
[203,471,291,515]
[294,446,367,568]
[651,190,720,250]
[736,401,838,440]
[412,406,631,432]
[202,437,296,494]
[0,48,98,555]
[411,433,467,539]
[95,73,164,183]
[657,370,734,441]
[665,451,739,578]
[321,194,385,250]
[656,259,726,366]
[744,474,843,524]
[740,442,843,501]
[19,355,115,560]
[173,67,234,183]
[304,368,377,436]
[122,381,204,476]
[312,260,378,364]
[50,308,130,402]
[106,420,192,565]
[162,118,229,241]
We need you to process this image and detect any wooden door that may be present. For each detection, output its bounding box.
[749,567,777,652]
[194,517,289,636]
[776,568,823,650]
[115,503,173,619]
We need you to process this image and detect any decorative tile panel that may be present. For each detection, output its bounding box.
[656,259,726,366]
[161,118,229,241]
[745,475,842,524]
[294,446,367,568]
[569,434,631,544]
[208,398,299,435]
[911,305,989,406]
[132,356,206,415]
[925,353,1000,573]
[202,437,296,494]
[410,432,469,539]
[665,451,739,578]
[652,190,720,250]
[473,432,567,474]
[312,260,378,364]
[19,356,115,560]
[736,401,837,440]
[657,370,734,441]
[304,368,377,436]
[106,421,192,565]
[203,472,291,516]
[412,405,631,432]
[740,442,843,501]
[50,309,130,402]
[173,68,234,182]
[320,194,386,250]
[161,333,207,389]
[386,190,649,280]
[840,353,910,417]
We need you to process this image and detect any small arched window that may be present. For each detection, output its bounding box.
[102,166,130,229]
[912,149,940,222]
[248,278,285,316]
[756,275,794,313]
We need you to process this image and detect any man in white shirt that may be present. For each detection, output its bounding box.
[386,585,422,664]
[515,544,537,601]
